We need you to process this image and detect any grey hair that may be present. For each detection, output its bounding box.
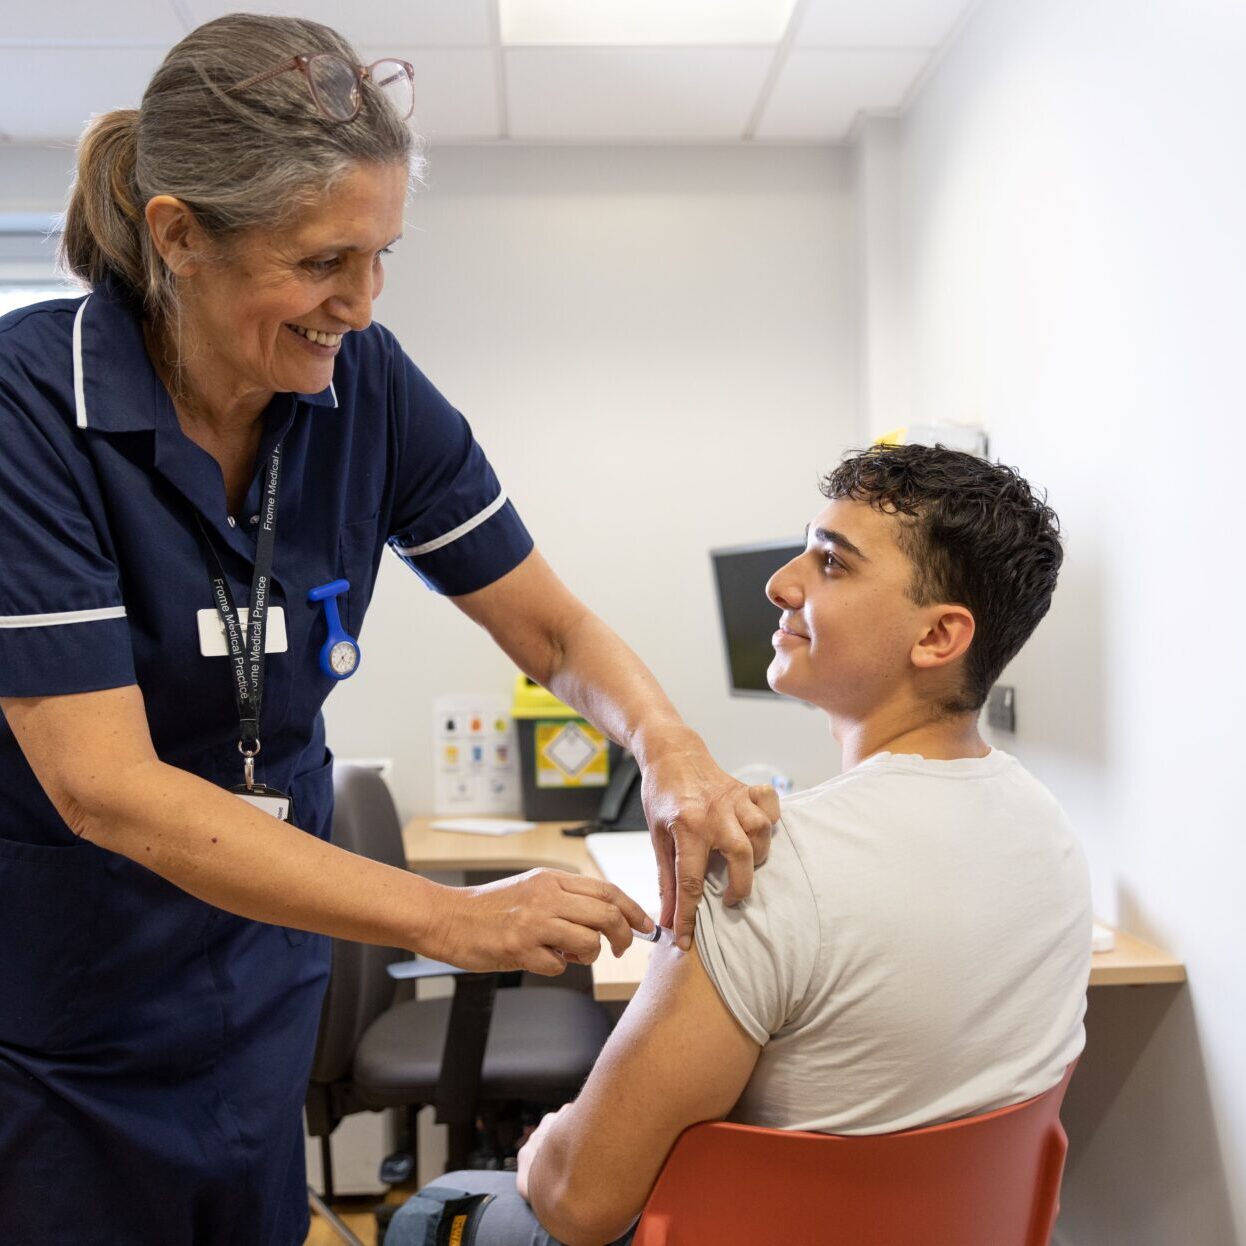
[61,12,419,329]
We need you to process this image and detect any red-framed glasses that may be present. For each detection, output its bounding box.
[225,53,414,123]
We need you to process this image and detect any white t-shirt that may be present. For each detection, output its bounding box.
[694,748,1092,1135]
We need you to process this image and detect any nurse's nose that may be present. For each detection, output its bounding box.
[766,555,805,609]
[326,262,377,333]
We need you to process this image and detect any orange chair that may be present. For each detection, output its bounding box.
[631,1066,1075,1246]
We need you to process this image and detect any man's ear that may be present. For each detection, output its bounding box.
[910,604,975,671]
[144,195,205,277]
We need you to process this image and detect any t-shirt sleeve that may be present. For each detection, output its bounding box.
[385,348,533,596]
[0,392,136,696]
[694,816,820,1044]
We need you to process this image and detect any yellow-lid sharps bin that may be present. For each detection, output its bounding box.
[510,675,612,821]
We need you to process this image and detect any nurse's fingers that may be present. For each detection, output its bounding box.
[553,890,641,958]
[544,918,606,966]
[448,868,651,975]
[555,874,653,948]
[525,946,573,977]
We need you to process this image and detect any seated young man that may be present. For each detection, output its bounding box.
[389,444,1092,1246]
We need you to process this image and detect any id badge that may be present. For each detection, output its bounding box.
[231,783,295,824]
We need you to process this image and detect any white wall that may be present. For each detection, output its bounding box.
[324,145,857,814]
[858,1,1246,1241]
[0,143,858,814]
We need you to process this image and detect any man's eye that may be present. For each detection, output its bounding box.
[303,257,339,275]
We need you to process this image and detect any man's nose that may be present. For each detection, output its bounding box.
[766,558,804,609]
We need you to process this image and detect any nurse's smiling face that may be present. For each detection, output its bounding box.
[152,160,408,415]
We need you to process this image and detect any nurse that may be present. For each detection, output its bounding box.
[0,14,777,1246]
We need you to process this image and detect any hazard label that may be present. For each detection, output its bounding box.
[535,721,609,788]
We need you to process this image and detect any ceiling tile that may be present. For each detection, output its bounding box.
[0,47,167,142]
[0,1,184,45]
[756,48,930,140]
[506,48,774,141]
[794,0,972,48]
[361,47,499,141]
[182,1,492,48]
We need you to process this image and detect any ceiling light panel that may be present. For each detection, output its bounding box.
[499,0,797,47]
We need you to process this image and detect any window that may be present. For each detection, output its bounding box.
[0,285,77,317]
[0,214,76,316]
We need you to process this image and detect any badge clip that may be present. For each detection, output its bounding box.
[308,579,361,680]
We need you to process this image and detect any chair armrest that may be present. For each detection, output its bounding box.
[386,957,468,981]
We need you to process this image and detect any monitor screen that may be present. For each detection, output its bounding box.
[710,539,804,697]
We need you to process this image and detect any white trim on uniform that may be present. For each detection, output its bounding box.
[394,490,509,557]
[73,295,90,429]
[0,605,126,629]
[328,380,338,408]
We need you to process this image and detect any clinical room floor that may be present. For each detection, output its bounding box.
[305,1187,415,1246]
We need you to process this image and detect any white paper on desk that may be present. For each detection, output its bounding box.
[430,817,536,836]
[586,831,662,918]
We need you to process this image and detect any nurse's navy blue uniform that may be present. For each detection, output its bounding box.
[0,276,533,1245]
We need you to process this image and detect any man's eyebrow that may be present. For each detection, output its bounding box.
[807,525,869,561]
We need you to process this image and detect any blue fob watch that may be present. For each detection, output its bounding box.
[308,580,361,679]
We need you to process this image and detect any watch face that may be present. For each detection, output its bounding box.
[329,639,359,676]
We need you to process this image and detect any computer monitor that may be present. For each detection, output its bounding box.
[710,539,804,698]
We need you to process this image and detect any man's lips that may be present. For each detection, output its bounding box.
[773,622,809,644]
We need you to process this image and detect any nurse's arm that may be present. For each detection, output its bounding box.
[520,939,761,1246]
[451,548,780,951]
[0,686,649,975]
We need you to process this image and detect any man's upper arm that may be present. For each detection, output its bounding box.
[527,939,762,1245]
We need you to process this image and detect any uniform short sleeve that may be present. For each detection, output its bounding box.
[694,817,820,1044]
[385,348,533,596]
[0,391,136,696]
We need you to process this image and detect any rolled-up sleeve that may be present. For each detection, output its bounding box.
[0,395,135,696]
[386,351,533,596]
[694,818,820,1044]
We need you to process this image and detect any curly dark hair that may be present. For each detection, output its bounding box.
[821,443,1063,714]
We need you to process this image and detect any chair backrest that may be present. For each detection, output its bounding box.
[307,762,408,1089]
[632,1066,1075,1246]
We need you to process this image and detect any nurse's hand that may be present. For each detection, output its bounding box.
[640,728,780,952]
[434,869,654,977]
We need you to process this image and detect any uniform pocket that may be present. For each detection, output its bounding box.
[338,513,382,638]
[0,836,102,1050]
[283,749,336,946]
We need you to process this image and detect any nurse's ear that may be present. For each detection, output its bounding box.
[144,196,207,278]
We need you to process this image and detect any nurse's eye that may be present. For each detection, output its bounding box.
[823,552,845,575]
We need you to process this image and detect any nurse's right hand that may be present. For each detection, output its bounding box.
[435,869,654,977]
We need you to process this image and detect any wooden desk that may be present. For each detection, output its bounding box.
[402,817,1186,999]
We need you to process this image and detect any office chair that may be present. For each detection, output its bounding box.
[305,763,613,1242]
[631,1064,1076,1246]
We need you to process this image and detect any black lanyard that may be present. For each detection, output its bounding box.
[197,444,283,788]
